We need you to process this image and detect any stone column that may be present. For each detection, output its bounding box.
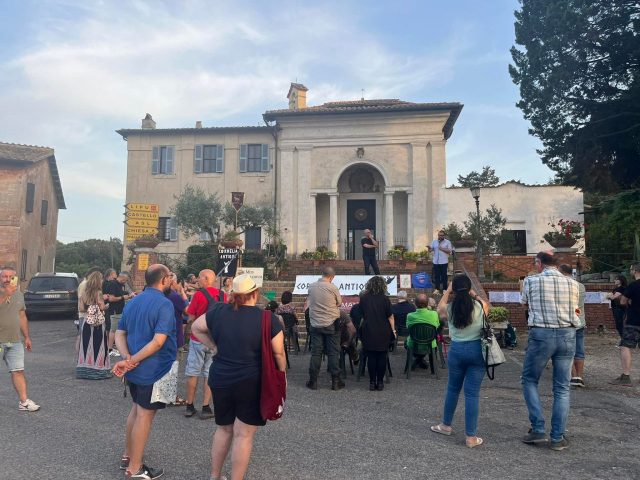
[309,193,317,251]
[295,146,313,254]
[279,147,295,251]
[429,140,447,241]
[384,191,394,258]
[407,191,414,251]
[411,143,429,249]
[328,192,339,254]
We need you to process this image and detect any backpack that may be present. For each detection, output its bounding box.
[199,288,225,313]
[504,322,518,348]
[280,312,298,329]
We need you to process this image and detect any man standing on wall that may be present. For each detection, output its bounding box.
[610,262,640,386]
[361,229,380,275]
[427,230,453,293]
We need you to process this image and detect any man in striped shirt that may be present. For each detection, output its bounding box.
[520,252,580,451]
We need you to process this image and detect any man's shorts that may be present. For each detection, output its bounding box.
[574,327,585,360]
[110,313,122,333]
[129,382,167,410]
[1,342,25,372]
[621,325,640,349]
[211,376,265,426]
[185,341,214,377]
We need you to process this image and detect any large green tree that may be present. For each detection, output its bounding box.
[55,238,123,276]
[510,0,640,192]
[222,202,274,234]
[464,204,516,254]
[169,184,222,245]
[457,166,500,188]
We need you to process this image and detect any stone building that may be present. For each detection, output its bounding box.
[117,83,583,259]
[0,142,66,283]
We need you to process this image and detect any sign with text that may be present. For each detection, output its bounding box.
[340,296,359,312]
[125,211,159,220]
[125,218,159,228]
[137,253,149,271]
[235,267,264,287]
[125,203,160,241]
[216,248,239,276]
[125,203,159,212]
[293,275,398,296]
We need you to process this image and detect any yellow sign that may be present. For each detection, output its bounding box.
[125,226,159,236]
[126,211,159,220]
[125,203,159,213]
[125,218,159,228]
[137,253,149,271]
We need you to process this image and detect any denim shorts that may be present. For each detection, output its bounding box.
[621,325,640,349]
[574,328,585,360]
[1,342,25,372]
[185,340,214,377]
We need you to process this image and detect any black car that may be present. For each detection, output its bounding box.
[24,273,79,318]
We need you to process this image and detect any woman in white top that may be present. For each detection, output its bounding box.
[431,274,489,447]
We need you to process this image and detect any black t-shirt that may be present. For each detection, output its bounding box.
[624,280,640,326]
[611,286,626,309]
[361,237,376,257]
[391,301,417,330]
[206,304,282,389]
[104,279,126,315]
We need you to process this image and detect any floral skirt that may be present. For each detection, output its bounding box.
[76,320,112,379]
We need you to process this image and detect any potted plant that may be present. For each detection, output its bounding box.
[541,219,583,248]
[402,251,419,269]
[487,306,509,329]
[312,246,337,262]
[131,235,161,249]
[444,222,475,248]
[220,230,244,248]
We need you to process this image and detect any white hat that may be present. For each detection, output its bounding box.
[231,274,258,294]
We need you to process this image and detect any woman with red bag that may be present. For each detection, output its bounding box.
[191,274,286,480]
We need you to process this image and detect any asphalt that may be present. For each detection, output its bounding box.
[1,318,639,480]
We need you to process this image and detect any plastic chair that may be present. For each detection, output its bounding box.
[404,323,439,379]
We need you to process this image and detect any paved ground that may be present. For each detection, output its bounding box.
[1,318,639,480]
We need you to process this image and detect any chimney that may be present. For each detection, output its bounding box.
[195,121,202,128]
[287,83,308,110]
[141,113,156,130]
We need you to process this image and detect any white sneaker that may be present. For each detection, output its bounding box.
[19,399,40,412]
[109,349,121,357]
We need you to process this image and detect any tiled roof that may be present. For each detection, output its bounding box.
[116,125,270,140]
[0,142,66,209]
[263,100,463,139]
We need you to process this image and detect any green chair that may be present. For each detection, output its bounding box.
[404,323,439,379]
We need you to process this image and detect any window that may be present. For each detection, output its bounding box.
[37,256,42,273]
[151,146,175,175]
[40,200,48,226]
[240,144,269,173]
[501,230,527,254]
[194,145,224,173]
[20,249,27,280]
[198,230,212,241]
[158,216,178,242]
[26,183,35,213]
[245,227,262,250]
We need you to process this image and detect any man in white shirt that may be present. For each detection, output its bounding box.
[427,230,453,293]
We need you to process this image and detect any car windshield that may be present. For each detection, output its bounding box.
[28,277,77,292]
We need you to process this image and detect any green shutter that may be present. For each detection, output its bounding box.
[166,146,175,174]
[194,145,203,173]
[261,144,269,172]
[216,145,224,173]
[152,146,159,174]
[240,144,247,173]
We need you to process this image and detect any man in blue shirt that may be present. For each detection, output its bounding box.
[113,264,176,480]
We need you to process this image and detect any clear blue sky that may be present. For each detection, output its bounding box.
[0,0,551,243]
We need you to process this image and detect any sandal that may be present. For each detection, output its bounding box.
[171,396,188,407]
[466,437,484,448]
[430,424,453,436]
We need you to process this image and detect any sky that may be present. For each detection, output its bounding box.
[0,0,552,243]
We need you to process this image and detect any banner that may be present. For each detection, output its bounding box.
[293,275,397,296]
[235,267,264,287]
[217,248,239,276]
[340,296,360,312]
[411,272,433,289]
[231,192,244,212]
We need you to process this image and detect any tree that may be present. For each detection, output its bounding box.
[222,202,274,234]
[55,238,123,277]
[510,0,640,193]
[169,184,222,245]
[463,204,511,254]
[457,166,500,188]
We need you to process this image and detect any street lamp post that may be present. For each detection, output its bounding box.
[470,187,485,279]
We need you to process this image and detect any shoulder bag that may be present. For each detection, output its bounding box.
[480,303,506,380]
[260,310,287,421]
[85,304,105,326]
[150,360,180,404]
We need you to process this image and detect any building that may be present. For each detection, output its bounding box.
[117,83,583,259]
[0,142,66,283]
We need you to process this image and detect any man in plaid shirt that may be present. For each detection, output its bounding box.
[520,252,580,451]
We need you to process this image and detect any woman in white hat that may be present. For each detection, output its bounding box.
[191,273,286,480]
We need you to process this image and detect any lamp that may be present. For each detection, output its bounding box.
[469,186,485,279]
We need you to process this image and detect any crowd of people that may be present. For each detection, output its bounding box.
[1,253,639,479]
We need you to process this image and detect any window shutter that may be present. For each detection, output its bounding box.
[216,144,224,173]
[169,217,178,241]
[261,144,269,172]
[239,144,248,172]
[40,200,48,225]
[166,146,175,174]
[152,146,160,174]
[26,183,35,213]
[194,145,203,173]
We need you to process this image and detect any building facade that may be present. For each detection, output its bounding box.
[0,143,66,284]
[118,83,583,260]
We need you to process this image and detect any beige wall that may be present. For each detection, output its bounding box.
[437,182,584,253]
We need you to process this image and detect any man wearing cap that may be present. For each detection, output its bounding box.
[306,266,343,390]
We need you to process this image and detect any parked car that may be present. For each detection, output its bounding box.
[24,272,79,319]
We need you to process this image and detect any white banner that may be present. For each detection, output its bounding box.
[489,290,608,304]
[235,267,264,287]
[293,275,398,296]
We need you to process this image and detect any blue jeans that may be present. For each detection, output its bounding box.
[363,256,380,275]
[522,327,576,442]
[442,339,485,436]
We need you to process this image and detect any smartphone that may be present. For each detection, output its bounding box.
[10,276,18,287]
